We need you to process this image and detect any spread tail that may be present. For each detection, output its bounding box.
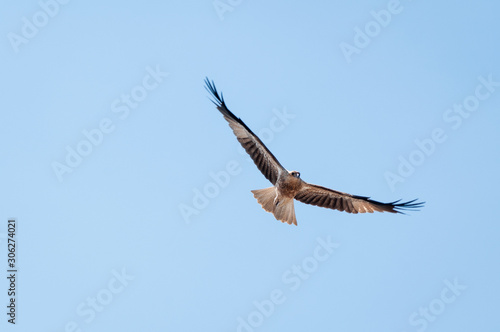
[251,187,297,226]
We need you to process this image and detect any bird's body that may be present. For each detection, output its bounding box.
[205,78,423,225]
[275,171,302,198]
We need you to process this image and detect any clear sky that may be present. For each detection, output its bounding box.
[1,1,499,331]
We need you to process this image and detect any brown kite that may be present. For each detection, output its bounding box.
[205,78,423,226]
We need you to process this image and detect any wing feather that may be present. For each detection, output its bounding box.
[295,183,424,214]
[205,78,286,185]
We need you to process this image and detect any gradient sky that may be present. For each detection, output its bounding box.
[1,1,499,331]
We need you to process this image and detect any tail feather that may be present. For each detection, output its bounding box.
[251,187,297,226]
[273,197,297,226]
[251,187,276,213]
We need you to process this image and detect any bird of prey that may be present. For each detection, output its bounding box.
[205,78,423,226]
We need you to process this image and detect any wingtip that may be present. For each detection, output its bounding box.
[391,198,425,213]
[204,77,225,107]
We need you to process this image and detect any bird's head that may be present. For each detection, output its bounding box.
[290,171,301,178]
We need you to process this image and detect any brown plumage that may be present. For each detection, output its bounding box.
[205,78,424,226]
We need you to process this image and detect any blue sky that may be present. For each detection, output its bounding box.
[1,1,499,331]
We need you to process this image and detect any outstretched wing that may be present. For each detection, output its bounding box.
[294,182,424,214]
[205,78,286,185]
